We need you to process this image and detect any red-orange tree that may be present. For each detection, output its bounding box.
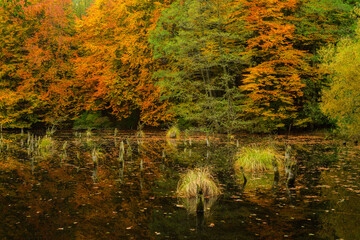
[0,0,34,128]
[0,0,76,127]
[73,0,174,126]
[237,0,310,131]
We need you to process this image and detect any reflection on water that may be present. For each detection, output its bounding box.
[0,130,360,239]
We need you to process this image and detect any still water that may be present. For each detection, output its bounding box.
[0,130,359,239]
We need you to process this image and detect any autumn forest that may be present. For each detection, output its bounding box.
[1,0,360,135]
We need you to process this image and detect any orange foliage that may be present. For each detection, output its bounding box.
[74,0,174,126]
[0,0,76,127]
[237,0,310,126]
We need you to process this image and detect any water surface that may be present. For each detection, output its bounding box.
[0,130,359,239]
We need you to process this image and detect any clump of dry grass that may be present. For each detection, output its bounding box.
[176,167,221,198]
[136,130,145,138]
[39,136,55,157]
[235,146,278,172]
[166,125,181,139]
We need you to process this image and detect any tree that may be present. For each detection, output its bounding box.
[237,0,310,132]
[74,0,173,126]
[0,0,34,128]
[150,0,250,133]
[21,0,77,124]
[0,0,77,128]
[294,0,359,129]
[320,22,360,137]
[72,0,94,18]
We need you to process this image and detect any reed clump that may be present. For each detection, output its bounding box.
[39,135,55,157]
[136,130,145,138]
[177,167,221,198]
[136,124,145,138]
[235,146,278,172]
[166,126,181,139]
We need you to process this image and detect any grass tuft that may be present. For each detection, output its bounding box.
[39,136,55,157]
[235,146,278,172]
[136,130,145,138]
[166,126,181,139]
[177,167,221,198]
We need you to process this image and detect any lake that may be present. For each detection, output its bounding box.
[0,130,359,239]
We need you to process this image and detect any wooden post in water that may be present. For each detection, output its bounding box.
[196,185,204,215]
[92,166,98,183]
[119,141,125,163]
[120,140,125,153]
[284,145,296,187]
[31,157,34,175]
[284,145,292,176]
[118,140,125,172]
[91,148,98,166]
[196,185,205,230]
[119,168,124,181]
[126,138,132,157]
[240,166,247,189]
[272,158,279,186]
[0,134,3,153]
[114,128,118,147]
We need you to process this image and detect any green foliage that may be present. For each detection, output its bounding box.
[295,0,356,50]
[295,0,359,129]
[234,146,277,172]
[320,23,360,137]
[1,0,359,132]
[176,167,221,198]
[150,0,250,134]
[73,111,113,130]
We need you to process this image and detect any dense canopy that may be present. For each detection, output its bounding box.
[0,0,359,134]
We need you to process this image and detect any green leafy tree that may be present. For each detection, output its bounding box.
[320,23,360,137]
[295,0,360,129]
[150,0,250,133]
